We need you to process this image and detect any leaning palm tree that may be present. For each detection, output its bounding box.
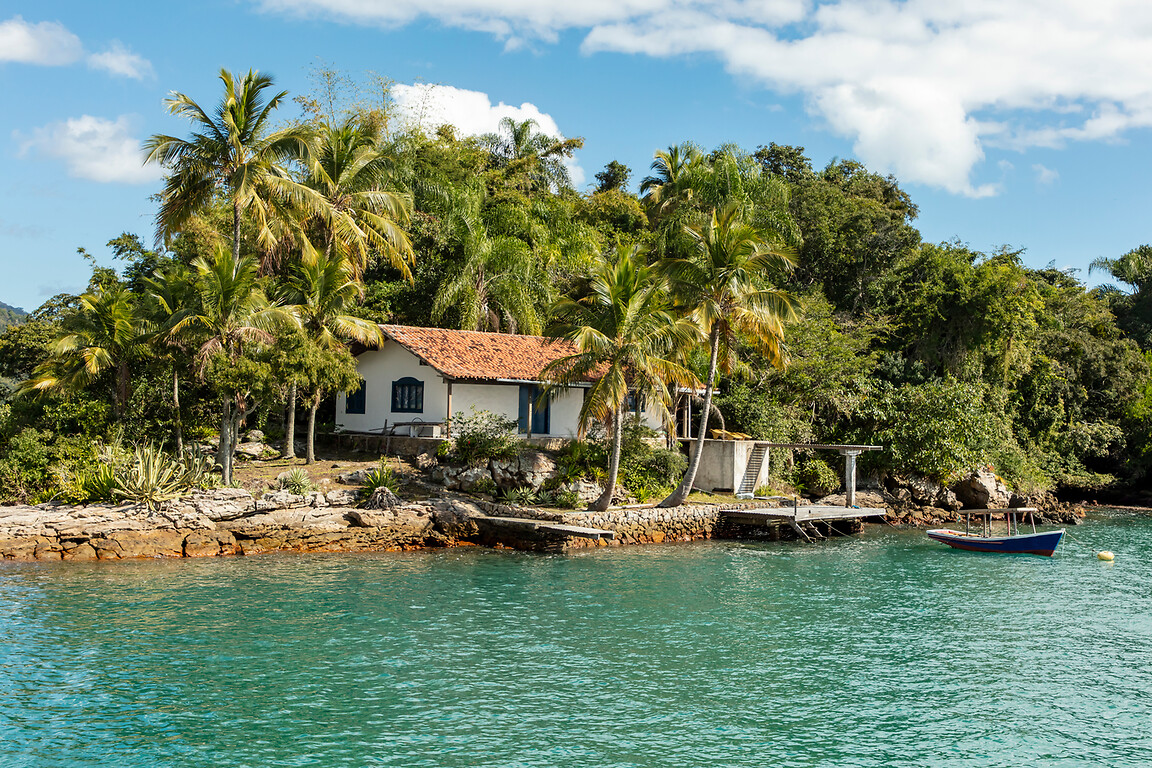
[172,245,299,483]
[297,117,415,280]
[280,251,385,463]
[22,284,144,418]
[144,68,322,266]
[542,246,699,511]
[658,204,800,508]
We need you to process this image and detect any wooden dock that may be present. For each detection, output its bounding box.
[475,515,615,541]
[720,504,887,543]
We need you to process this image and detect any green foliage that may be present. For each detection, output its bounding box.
[450,409,522,466]
[790,457,840,497]
[471,477,498,496]
[279,468,315,494]
[113,445,191,510]
[363,461,399,494]
[501,486,537,506]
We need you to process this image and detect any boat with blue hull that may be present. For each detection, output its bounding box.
[927,507,1065,557]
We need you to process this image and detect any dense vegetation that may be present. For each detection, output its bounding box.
[2,67,1150,506]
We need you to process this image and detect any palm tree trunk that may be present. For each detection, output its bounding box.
[218,397,233,485]
[306,390,320,464]
[591,404,623,511]
[284,383,297,459]
[116,360,130,419]
[660,326,721,507]
[232,200,242,262]
[172,365,183,455]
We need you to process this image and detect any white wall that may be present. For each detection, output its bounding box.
[336,344,449,433]
[336,341,671,439]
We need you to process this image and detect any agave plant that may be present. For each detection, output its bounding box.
[79,463,118,503]
[114,445,186,511]
[501,486,538,506]
[363,461,399,494]
[278,467,315,495]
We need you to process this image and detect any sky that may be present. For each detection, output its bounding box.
[3,0,1152,312]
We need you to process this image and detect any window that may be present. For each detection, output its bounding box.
[392,377,424,413]
[345,379,366,415]
[518,384,550,435]
[625,391,645,415]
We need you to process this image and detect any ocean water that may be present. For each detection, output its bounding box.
[1,512,1150,767]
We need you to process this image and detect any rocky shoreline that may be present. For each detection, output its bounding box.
[0,476,1093,562]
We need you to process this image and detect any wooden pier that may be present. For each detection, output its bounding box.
[721,503,887,542]
[475,515,615,541]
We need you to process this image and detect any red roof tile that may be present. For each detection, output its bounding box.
[379,325,581,382]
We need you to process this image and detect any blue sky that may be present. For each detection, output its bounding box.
[3,0,1152,311]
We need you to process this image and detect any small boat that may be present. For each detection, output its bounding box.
[927,507,1064,557]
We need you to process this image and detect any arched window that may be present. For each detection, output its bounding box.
[392,377,424,413]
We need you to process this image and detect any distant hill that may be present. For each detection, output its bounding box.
[0,300,28,332]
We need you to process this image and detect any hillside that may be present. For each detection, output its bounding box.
[0,300,26,331]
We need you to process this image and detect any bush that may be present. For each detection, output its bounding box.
[114,444,188,510]
[501,486,537,506]
[617,424,686,497]
[791,457,840,497]
[450,409,522,466]
[471,477,498,496]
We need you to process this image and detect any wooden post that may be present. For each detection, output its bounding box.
[445,380,453,437]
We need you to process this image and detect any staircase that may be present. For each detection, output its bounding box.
[737,443,769,496]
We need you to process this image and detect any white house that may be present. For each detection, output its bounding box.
[335,325,667,440]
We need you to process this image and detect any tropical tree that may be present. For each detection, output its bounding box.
[482,117,584,193]
[639,143,704,223]
[432,182,542,333]
[143,68,320,266]
[22,284,144,418]
[297,116,415,280]
[143,263,199,452]
[280,252,384,463]
[659,204,799,507]
[173,245,298,483]
[542,246,699,511]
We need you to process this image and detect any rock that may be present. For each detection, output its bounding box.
[184,530,238,557]
[414,452,437,470]
[908,476,942,506]
[166,489,254,522]
[93,530,186,559]
[256,490,310,511]
[565,480,604,503]
[362,487,402,510]
[338,469,371,485]
[952,470,1011,509]
[307,491,329,508]
[233,441,267,459]
[244,429,265,443]
[325,489,360,507]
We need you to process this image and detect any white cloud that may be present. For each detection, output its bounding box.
[18,115,161,184]
[392,83,585,187]
[87,41,154,80]
[255,0,1152,197]
[0,15,82,65]
[1033,164,1059,185]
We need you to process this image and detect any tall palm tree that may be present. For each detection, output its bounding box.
[144,68,322,266]
[22,285,144,418]
[542,246,699,511]
[173,245,298,483]
[281,252,385,463]
[640,143,704,221]
[432,181,542,333]
[298,117,415,280]
[659,204,800,507]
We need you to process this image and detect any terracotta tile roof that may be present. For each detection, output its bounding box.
[379,325,583,382]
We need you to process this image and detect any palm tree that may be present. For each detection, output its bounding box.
[23,285,144,418]
[144,68,321,266]
[432,182,542,333]
[658,204,800,507]
[482,117,584,192]
[542,246,699,511]
[143,264,198,453]
[281,252,385,463]
[640,143,704,221]
[298,117,415,280]
[172,245,298,483]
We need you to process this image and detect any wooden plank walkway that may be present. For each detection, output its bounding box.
[476,515,616,541]
[721,506,887,524]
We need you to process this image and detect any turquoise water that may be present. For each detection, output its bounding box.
[2,513,1150,767]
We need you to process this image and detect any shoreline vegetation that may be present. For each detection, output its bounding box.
[4,66,1152,528]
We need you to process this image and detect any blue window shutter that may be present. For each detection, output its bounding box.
[346,379,366,414]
